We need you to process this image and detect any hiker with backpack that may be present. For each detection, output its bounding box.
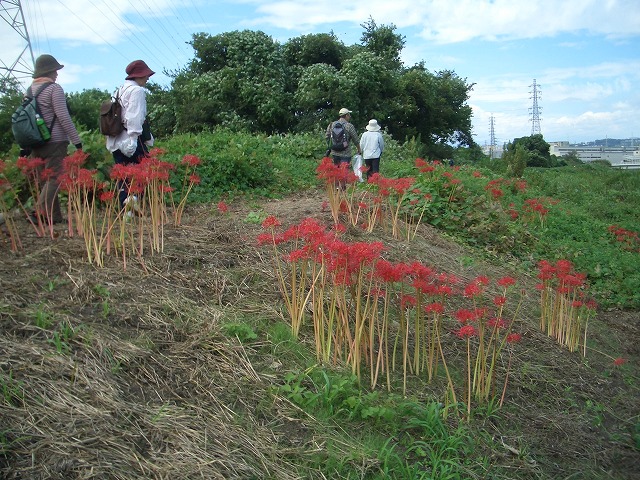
[326,108,362,167]
[21,54,83,224]
[105,60,155,209]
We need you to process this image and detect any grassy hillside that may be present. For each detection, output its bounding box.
[1,131,638,478]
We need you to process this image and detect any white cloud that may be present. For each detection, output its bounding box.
[249,0,640,42]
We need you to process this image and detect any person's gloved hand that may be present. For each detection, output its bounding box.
[144,132,154,147]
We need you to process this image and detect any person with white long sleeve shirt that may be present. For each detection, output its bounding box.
[359,119,385,180]
[106,60,155,207]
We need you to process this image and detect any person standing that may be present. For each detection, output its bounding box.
[106,60,155,207]
[325,108,362,167]
[359,119,384,180]
[26,54,83,224]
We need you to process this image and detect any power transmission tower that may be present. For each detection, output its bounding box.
[0,0,35,84]
[529,79,542,135]
[489,115,497,159]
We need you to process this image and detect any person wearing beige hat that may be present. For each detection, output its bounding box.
[26,54,83,224]
[359,119,385,180]
[325,107,362,166]
[105,60,155,207]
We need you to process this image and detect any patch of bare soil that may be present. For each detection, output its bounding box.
[1,189,638,479]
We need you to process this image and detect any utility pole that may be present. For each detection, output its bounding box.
[529,79,542,136]
[489,115,497,159]
[0,0,35,84]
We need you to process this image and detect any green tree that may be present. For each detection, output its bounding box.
[67,88,109,131]
[0,78,25,154]
[510,134,551,167]
[360,17,406,71]
[393,65,474,158]
[180,30,291,133]
[504,143,528,177]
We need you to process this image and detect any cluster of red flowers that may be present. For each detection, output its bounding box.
[607,224,640,253]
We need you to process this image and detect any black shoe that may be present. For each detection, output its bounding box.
[27,211,63,224]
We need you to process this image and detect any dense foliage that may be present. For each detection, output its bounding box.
[0,22,475,160]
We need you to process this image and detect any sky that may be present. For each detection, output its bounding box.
[2,0,639,146]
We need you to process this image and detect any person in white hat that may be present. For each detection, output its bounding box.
[359,119,385,180]
[325,107,362,167]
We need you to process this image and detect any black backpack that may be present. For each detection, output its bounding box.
[11,83,54,148]
[330,121,348,151]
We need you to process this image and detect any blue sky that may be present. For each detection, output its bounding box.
[3,0,639,146]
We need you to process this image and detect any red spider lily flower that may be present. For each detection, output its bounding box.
[39,168,55,181]
[375,259,408,283]
[613,357,627,366]
[456,325,477,338]
[409,199,419,205]
[571,300,583,308]
[487,317,507,329]
[491,188,504,200]
[358,202,368,209]
[331,223,347,235]
[160,184,175,194]
[424,193,432,201]
[585,299,598,310]
[535,283,545,290]
[425,302,445,314]
[475,275,490,286]
[437,284,453,296]
[472,170,482,178]
[463,282,482,298]
[493,296,507,307]
[506,333,522,343]
[497,276,517,287]
[256,232,274,246]
[217,201,229,214]
[147,147,166,157]
[99,191,115,202]
[455,308,476,324]
[182,154,202,167]
[188,174,201,184]
[261,215,281,229]
[17,156,45,174]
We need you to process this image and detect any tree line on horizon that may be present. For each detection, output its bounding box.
[1,19,477,160]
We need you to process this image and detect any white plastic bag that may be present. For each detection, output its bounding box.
[353,154,364,182]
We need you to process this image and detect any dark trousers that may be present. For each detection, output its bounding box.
[332,155,351,166]
[112,138,148,207]
[32,141,69,223]
[365,157,380,179]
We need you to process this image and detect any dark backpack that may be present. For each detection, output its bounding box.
[11,83,53,148]
[99,89,125,136]
[330,121,348,151]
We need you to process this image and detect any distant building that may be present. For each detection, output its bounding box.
[549,142,640,167]
[481,144,503,159]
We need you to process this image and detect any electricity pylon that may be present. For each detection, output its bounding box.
[529,79,542,135]
[489,115,497,159]
[0,0,35,84]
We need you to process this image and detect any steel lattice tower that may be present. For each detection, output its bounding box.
[0,0,35,84]
[529,79,542,135]
[489,115,497,159]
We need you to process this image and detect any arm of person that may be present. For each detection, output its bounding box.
[51,85,82,150]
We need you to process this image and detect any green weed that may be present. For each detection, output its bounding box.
[0,370,24,407]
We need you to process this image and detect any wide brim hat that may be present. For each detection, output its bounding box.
[338,107,352,116]
[366,119,381,132]
[33,54,64,78]
[125,60,155,80]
